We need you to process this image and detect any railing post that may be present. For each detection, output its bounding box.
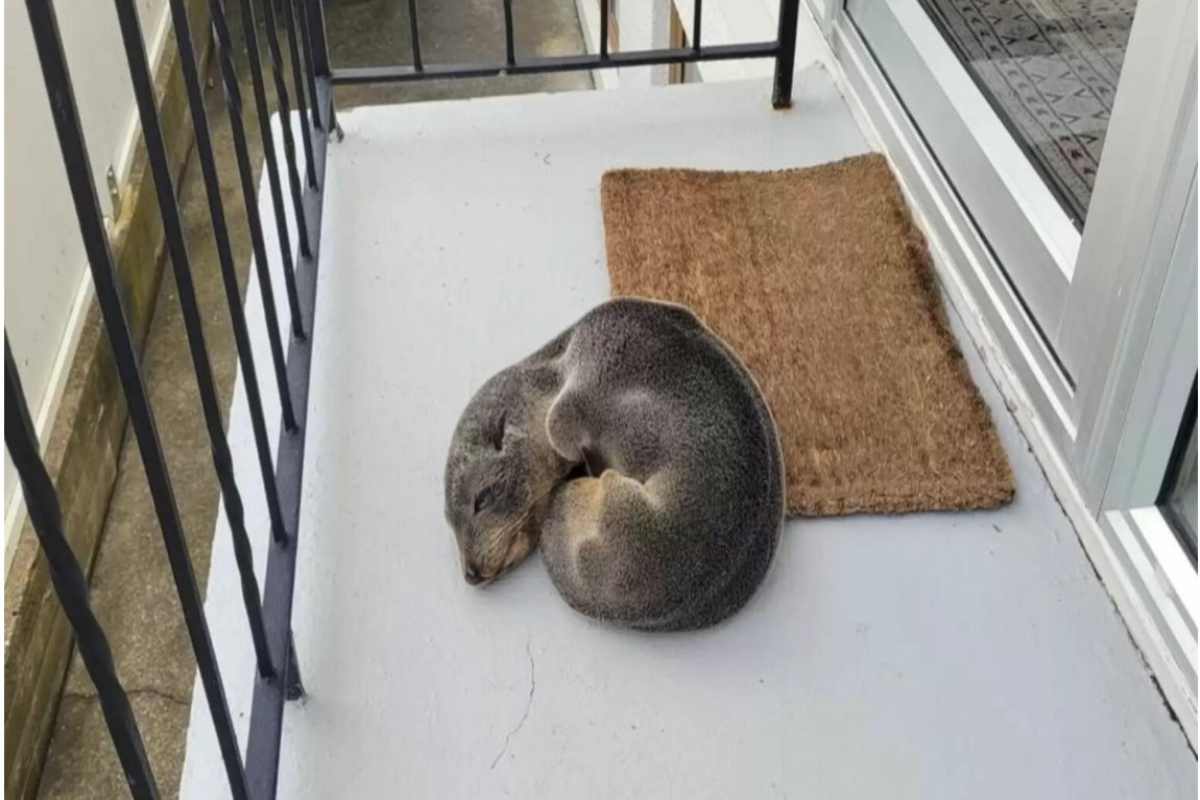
[406,0,424,73]
[772,0,800,109]
[599,0,609,60]
[303,0,335,131]
[293,0,323,130]
[502,0,516,68]
[303,0,331,76]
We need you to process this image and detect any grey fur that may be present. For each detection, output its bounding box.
[444,298,784,631]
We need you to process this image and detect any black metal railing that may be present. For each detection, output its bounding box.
[4,1,800,798]
[9,0,332,797]
[337,0,803,109]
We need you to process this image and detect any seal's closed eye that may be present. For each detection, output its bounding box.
[473,484,498,515]
[483,411,506,451]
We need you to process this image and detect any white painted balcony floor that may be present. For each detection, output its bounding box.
[181,68,1195,798]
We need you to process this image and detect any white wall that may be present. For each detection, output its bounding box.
[4,0,171,570]
[576,0,673,89]
[679,0,777,82]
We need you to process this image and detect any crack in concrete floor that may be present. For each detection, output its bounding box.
[490,639,537,770]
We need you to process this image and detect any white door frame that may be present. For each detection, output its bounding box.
[1058,1,1197,387]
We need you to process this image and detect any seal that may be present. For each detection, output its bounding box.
[444,298,784,631]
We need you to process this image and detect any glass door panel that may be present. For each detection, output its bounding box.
[917,0,1137,226]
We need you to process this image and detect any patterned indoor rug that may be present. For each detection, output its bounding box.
[921,0,1136,222]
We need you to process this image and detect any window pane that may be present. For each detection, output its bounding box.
[1164,401,1197,564]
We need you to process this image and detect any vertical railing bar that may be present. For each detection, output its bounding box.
[281,0,318,189]
[167,0,292,572]
[772,0,799,108]
[255,0,313,259]
[303,0,338,133]
[238,0,308,339]
[502,0,516,67]
[28,2,249,796]
[600,0,608,60]
[407,0,424,72]
[210,0,300,433]
[111,0,259,793]
[293,0,323,130]
[5,339,161,800]
[693,0,703,51]
[301,0,331,74]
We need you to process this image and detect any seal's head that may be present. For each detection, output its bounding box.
[444,367,561,586]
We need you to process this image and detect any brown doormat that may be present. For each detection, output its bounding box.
[600,154,1014,517]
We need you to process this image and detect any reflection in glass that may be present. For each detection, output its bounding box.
[918,0,1137,225]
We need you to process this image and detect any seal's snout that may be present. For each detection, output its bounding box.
[463,565,485,586]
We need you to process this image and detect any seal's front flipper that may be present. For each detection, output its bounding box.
[545,381,591,464]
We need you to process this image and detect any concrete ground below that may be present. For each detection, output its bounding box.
[33,2,590,797]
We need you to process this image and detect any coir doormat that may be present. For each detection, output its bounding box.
[601,154,1014,516]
